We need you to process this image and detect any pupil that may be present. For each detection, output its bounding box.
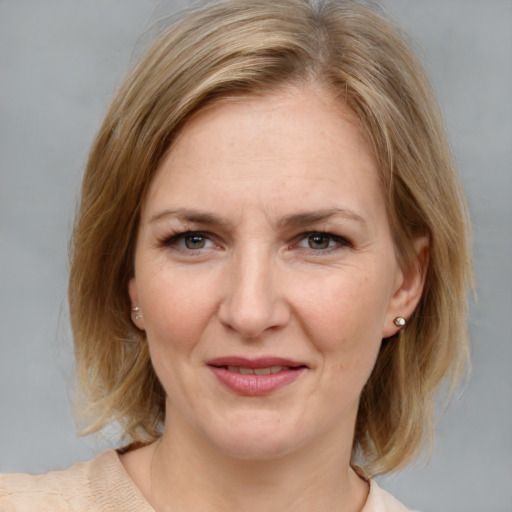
[309,234,329,249]
[185,235,205,249]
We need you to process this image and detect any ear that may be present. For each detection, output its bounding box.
[382,236,430,338]
[128,277,145,330]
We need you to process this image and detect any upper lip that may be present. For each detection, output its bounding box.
[207,356,307,369]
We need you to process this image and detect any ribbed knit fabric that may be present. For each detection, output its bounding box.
[0,450,152,512]
[0,450,411,511]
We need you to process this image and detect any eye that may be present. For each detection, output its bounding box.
[162,231,216,251]
[296,232,348,251]
[183,233,208,250]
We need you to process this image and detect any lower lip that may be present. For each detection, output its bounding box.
[209,366,305,396]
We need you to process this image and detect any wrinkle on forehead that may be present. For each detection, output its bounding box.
[143,84,385,237]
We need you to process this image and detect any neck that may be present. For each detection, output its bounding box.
[146,415,368,512]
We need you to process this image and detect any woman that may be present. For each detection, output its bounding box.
[0,0,472,510]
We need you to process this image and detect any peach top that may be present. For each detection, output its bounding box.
[0,450,411,511]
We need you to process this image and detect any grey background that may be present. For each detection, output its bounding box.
[1,1,511,511]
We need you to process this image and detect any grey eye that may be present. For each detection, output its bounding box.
[184,235,206,249]
[296,232,348,252]
[307,234,332,250]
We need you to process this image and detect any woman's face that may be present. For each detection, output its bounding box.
[129,86,418,461]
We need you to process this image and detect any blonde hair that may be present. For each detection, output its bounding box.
[69,0,472,475]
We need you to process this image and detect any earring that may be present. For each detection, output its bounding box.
[394,316,406,327]
[131,306,143,321]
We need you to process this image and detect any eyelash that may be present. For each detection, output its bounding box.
[159,230,351,254]
[295,231,351,252]
[160,231,216,252]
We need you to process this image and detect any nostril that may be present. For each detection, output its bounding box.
[218,302,288,338]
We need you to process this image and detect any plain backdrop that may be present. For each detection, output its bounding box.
[1,1,511,511]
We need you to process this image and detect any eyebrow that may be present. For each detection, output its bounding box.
[276,208,366,228]
[150,207,366,228]
[150,208,227,225]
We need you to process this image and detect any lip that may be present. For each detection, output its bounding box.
[207,356,307,396]
[207,356,306,369]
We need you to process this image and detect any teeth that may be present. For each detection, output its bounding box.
[224,366,290,374]
[254,367,271,375]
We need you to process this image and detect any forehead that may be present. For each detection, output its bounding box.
[143,85,384,224]
[170,85,367,164]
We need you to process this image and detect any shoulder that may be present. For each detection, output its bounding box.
[363,479,413,512]
[0,454,92,512]
[0,450,153,512]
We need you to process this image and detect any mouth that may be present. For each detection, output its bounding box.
[207,357,307,396]
[222,365,295,375]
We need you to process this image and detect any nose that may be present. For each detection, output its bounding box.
[218,247,290,339]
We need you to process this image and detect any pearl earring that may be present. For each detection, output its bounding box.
[393,316,406,327]
[131,306,143,321]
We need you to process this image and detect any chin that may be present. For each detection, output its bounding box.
[201,415,310,462]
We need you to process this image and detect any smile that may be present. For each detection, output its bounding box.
[207,357,307,396]
[225,366,291,375]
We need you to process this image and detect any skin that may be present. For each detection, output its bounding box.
[122,85,428,511]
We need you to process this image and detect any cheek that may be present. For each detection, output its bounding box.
[296,269,390,368]
[138,269,221,402]
[139,267,220,352]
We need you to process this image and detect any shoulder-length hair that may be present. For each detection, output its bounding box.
[69,0,472,476]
